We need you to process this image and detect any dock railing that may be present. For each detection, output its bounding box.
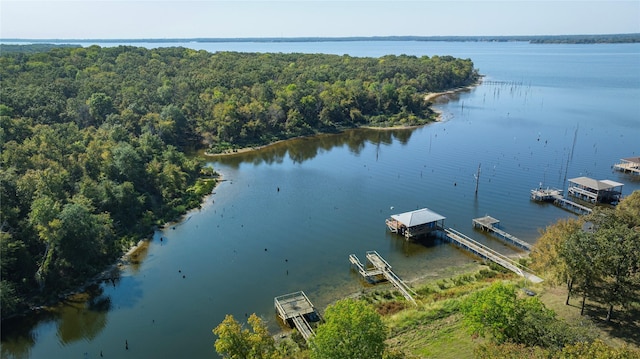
[444,228,543,283]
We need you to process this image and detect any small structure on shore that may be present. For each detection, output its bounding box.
[614,157,640,175]
[567,177,623,205]
[386,208,445,239]
[274,291,320,341]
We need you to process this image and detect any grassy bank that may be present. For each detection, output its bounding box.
[379,264,639,358]
[273,261,639,358]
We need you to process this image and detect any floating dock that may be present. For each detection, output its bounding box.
[530,187,563,202]
[472,216,532,251]
[444,228,543,284]
[349,251,417,305]
[274,291,319,341]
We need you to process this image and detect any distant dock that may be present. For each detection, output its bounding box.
[472,216,532,251]
[531,187,592,214]
[530,187,563,202]
[349,251,417,305]
[614,157,640,175]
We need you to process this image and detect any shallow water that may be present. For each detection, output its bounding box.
[2,41,639,359]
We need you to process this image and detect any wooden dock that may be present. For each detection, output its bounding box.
[614,157,640,175]
[554,197,593,214]
[349,251,417,305]
[531,187,592,214]
[472,216,532,251]
[530,187,563,202]
[444,228,543,284]
[274,291,318,341]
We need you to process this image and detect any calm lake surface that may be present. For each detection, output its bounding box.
[2,41,639,359]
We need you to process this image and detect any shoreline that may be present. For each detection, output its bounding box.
[205,82,480,158]
[13,173,227,320]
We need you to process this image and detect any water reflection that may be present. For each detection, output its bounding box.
[56,286,110,344]
[0,285,110,358]
[0,267,150,359]
[209,127,415,167]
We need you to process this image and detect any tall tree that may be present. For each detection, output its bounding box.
[310,299,387,359]
[213,313,276,359]
[587,210,640,321]
[560,230,601,315]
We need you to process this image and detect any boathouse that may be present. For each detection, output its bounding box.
[614,157,640,175]
[386,208,445,239]
[567,177,623,205]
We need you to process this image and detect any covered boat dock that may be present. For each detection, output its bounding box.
[567,177,624,205]
[386,208,446,239]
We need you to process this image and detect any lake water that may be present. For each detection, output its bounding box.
[2,41,639,359]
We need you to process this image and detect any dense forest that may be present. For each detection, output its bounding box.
[0,45,479,318]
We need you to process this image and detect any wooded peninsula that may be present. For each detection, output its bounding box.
[0,45,479,318]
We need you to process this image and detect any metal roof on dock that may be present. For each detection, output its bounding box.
[390,208,445,227]
[569,177,624,190]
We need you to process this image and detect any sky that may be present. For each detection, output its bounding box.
[1,0,639,39]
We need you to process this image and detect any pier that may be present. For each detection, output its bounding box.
[349,251,417,305]
[443,228,543,284]
[531,187,592,214]
[472,216,532,251]
[274,291,319,341]
[614,157,640,175]
[553,197,593,214]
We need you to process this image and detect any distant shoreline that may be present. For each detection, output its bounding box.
[2,33,639,44]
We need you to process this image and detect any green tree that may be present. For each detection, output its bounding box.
[462,282,578,348]
[462,282,519,343]
[530,218,582,288]
[560,230,600,315]
[310,299,387,359]
[559,339,640,358]
[87,92,114,124]
[615,190,640,227]
[213,313,276,359]
[589,211,640,321]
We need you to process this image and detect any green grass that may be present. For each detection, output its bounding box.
[280,264,639,358]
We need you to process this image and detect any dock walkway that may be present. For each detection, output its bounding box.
[530,187,592,214]
[274,291,317,341]
[472,216,532,251]
[350,251,417,305]
[554,197,593,214]
[444,228,543,284]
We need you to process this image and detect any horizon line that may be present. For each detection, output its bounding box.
[2,33,640,43]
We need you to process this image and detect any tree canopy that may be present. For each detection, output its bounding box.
[530,191,640,321]
[213,314,277,359]
[310,298,387,359]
